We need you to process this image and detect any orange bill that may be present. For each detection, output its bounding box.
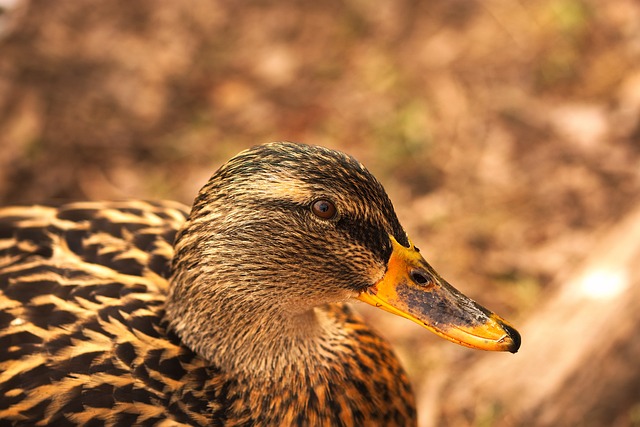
[358,236,521,353]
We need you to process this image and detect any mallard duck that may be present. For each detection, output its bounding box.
[0,142,519,426]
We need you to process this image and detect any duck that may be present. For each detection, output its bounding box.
[0,142,520,426]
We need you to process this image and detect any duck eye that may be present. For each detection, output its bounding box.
[311,199,337,220]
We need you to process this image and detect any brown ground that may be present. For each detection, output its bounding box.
[1,1,639,425]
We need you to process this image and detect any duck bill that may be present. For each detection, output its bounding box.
[358,236,521,353]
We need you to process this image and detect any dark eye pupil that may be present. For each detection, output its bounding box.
[311,199,336,219]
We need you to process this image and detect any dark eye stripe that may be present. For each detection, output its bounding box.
[251,198,395,265]
[335,216,392,264]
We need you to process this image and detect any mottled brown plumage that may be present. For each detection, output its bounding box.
[0,142,519,425]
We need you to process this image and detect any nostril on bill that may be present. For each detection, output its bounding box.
[410,269,433,286]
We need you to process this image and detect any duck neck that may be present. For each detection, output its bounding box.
[165,284,341,382]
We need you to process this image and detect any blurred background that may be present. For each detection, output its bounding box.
[1,0,639,425]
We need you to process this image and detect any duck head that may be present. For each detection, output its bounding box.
[166,142,520,375]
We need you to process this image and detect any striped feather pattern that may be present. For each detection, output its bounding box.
[0,200,416,425]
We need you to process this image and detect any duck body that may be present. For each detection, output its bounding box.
[0,201,413,425]
[0,142,519,425]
